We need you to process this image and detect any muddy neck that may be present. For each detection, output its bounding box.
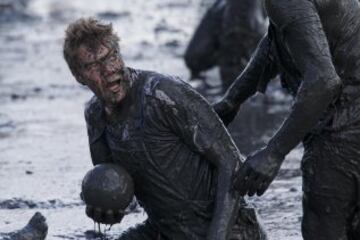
[104,67,139,123]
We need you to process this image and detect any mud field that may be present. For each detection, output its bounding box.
[0,0,302,239]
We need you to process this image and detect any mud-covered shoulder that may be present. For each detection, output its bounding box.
[141,70,206,108]
[84,95,106,143]
[84,95,104,125]
[265,0,315,30]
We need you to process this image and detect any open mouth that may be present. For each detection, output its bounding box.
[107,76,122,93]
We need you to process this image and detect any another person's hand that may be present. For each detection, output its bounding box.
[233,147,285,196]
[85,204,124,225]
[212,99,239,126]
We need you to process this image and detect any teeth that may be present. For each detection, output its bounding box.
[107,74,121,82]
[109,83,121,92]
[108,78,119,83]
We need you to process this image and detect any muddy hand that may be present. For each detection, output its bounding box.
[233,147,284,196]
[212,99,239,126]
[85,205,124,225]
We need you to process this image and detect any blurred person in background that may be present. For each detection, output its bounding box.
[184,0,266,92]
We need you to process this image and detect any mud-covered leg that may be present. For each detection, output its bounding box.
[184,0,224,79]
[301,135,359,240]
[218,0,265,91]
[302,193,356,240]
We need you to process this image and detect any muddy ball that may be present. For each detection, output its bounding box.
[81,163,134,211]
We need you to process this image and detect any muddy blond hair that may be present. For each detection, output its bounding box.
[63,17,120,78]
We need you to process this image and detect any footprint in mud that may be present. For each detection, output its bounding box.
[0,114,15,138]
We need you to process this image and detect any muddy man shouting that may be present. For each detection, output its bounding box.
[63,18,266,240]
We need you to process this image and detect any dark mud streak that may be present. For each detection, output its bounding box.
[0,198,84,210]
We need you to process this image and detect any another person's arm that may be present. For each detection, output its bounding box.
[213,32,278,125]
[234,0,342,196]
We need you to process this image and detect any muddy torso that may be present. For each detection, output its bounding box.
[85,69,217,239]
[267,0,360,95]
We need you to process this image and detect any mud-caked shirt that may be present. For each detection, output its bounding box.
[84,68,242,239]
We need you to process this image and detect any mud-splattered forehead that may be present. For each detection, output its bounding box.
[63,17,120,74]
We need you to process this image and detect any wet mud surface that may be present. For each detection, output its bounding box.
[0,0,302,239]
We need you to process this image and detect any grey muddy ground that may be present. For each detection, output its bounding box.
[0,0,302,239]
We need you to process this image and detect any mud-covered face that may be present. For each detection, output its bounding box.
[75,42,129,106]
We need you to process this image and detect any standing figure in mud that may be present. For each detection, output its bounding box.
[215,0,360,239]
[63,18,266,240]
[184,0,266,91]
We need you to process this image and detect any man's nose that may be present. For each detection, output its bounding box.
[103,60,120,75]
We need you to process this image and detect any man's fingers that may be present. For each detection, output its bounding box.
[247,174,263,197]
[257,178,272,196]
[234,165,253,196]
[103,209,116,224]
[93,207,103,223]
[233,164,249,187]
[239,172,253,196]
[85,205,125,224]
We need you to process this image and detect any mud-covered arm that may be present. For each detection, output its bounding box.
[264,0,342,158]
[234,0,342,196]
[88,134,112,166]
[184,0,224,78]
[154,80,244,240]
[84,98,113,166]
[214,32,278,125]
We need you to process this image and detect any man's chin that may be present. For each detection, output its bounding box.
[109,93,126,105]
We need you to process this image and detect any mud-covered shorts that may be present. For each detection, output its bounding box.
[301,93,360,239]
[118,203,267,240]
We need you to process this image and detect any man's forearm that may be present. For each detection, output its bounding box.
[206,140,242,240]
[89,135,113,165]
[223,33,276,107]
[208,169,240,240]
[267,71,341,158]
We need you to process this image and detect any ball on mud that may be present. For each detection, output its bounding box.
[81,163,134,211]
